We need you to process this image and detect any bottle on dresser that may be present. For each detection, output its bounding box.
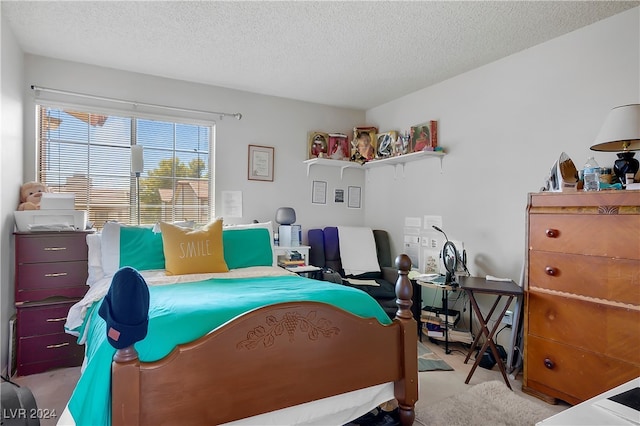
[583,156,600,191]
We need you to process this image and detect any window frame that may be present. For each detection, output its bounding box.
[35,101,216,229]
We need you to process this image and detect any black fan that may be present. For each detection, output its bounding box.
[442,241,459,287]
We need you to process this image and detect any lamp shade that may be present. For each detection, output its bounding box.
[275,207,296,225]
[591,104,640,152]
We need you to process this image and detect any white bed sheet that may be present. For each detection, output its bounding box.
[57,382,394,426]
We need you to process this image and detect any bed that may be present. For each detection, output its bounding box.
[59,220,418,425]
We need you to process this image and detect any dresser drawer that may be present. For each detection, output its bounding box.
[16,261,88,303]
[17,302,76,337]
[529,214,640,260]
[15,233,88,263]
[525,334,640,404]
[529,251,640,305]
[527,291,640,364]
[16,333,84,376]
[17,332,82,365]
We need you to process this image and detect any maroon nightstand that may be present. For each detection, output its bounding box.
[14,231,91,376]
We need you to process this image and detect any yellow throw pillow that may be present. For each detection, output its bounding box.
[160,219,229,275]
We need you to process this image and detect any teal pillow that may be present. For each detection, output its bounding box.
[119,226,165,271]
[223,228,272,269]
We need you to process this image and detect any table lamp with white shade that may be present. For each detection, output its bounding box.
[591,104,640,185]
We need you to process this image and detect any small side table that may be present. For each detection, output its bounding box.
[458,276,523,390]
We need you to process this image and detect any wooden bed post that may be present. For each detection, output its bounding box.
[112,346,141,426]
[393,254,418,426]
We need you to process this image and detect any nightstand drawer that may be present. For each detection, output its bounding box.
[16,261,88,303]
[529,251,640,305]
[15,233,88,263]
[17,302,76,337]
[17,332,82,365]
[17,333,84,376]
[529,214,640,260]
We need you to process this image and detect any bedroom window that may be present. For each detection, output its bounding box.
[36,106,214,229]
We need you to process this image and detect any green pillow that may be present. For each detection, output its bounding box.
[223,228,272,269]
[119,226,165,271]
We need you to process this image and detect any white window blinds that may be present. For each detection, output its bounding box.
[37,106,214,228]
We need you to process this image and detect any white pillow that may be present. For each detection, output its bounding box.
[337,226,381,276]
[86,233,104,286]
[100,221,122,276]
[223,221,276,266]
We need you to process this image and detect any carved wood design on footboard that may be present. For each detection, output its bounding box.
[112,254,417,425]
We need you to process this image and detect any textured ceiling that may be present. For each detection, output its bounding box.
[2,1,638,110]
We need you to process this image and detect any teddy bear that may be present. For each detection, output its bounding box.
[18,181,50,211]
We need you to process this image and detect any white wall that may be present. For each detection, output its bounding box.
[365,7,639,343]
[23,55,368,232]
[1,12,25,375]
[366,7,639,278]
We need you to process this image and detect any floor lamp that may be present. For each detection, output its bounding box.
[131,145,144,225]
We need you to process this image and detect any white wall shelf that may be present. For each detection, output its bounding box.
[304,150,446,179]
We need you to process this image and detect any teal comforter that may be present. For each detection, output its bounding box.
[67,274,391,425]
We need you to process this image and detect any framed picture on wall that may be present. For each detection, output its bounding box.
[312,180,327,204]
[248,145,274,181]
[347,186,361,209]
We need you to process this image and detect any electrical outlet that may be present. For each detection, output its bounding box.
[501,310,513,326]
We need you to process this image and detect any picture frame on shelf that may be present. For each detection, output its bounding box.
[308,132,329,159]
[376,131,397,158]
[351,126,378,164]
[394,131,410,156]
[327,133,350,161]
[410,121,438,152]
[248,144,274,182]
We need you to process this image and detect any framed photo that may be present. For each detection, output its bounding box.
[248,145,274,181]
[308,132,329,159]
[410,120,438,152]
[351,126,378,163]
[347,186,361,209]
[334,188,344,203]
[376,131,397,158]
[312,180,327,204]
[327,133,350,161]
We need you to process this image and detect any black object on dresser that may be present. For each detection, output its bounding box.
[14,231,90,376]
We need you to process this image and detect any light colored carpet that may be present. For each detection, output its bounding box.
[415,380,558,426]
[418,340,453,371]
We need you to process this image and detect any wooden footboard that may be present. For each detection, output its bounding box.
[112,255,417,425]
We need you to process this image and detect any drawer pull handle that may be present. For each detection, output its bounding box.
[544,358,555,369]
[545,229,559,238]
[46,342,69,349]
[44,247,67,251]
[46,317,67,322]
[44,272,68,278]
[545,266,557,276]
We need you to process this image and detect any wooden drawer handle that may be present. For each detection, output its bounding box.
[544,358,555,369]
[46,317,67,322]
[46,342,69,349]
[545,229,559,238]
[44,247,67,251]
[44,272,68,278]
[545,266,558,276]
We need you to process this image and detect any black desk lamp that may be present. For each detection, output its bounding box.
[591,104,640,186]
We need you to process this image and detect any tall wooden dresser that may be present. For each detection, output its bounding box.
[523,191,640,405]
[14,231,91,376]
